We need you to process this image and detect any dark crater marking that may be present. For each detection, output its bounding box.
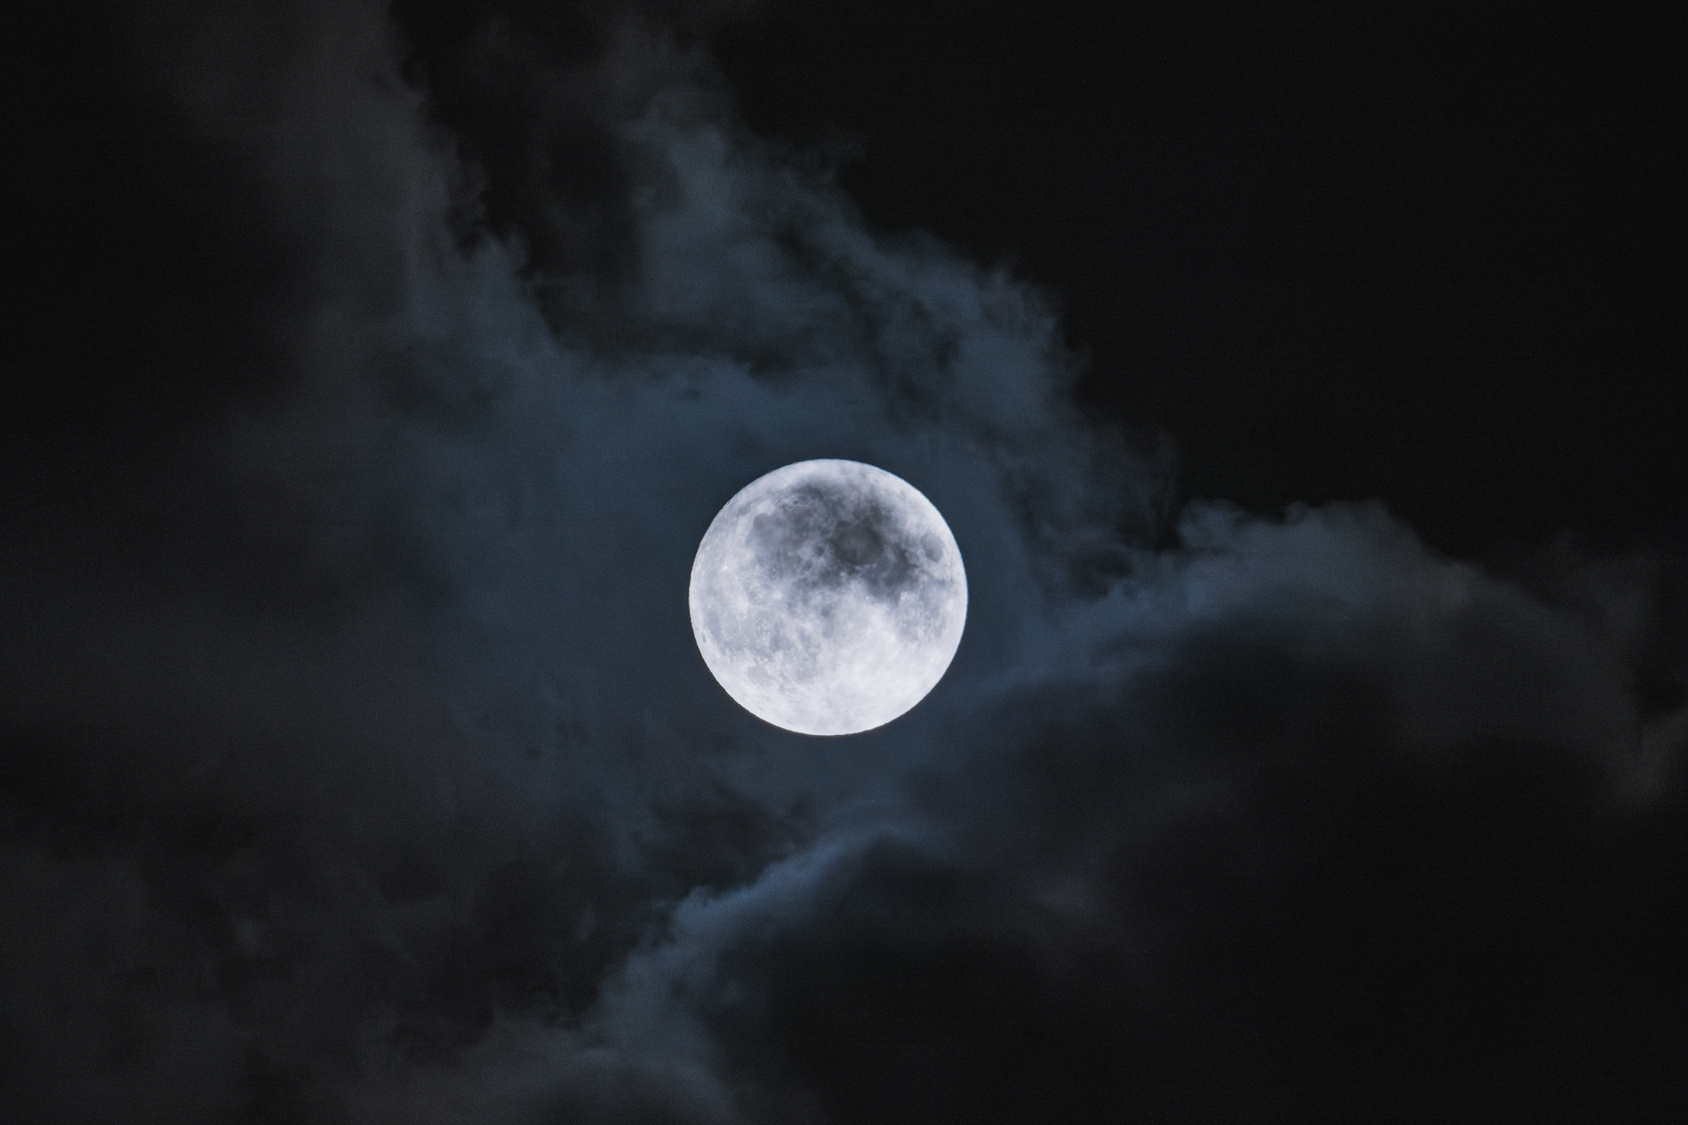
[750,483,935,601]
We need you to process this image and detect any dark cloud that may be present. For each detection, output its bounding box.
[2,2,1684,1122]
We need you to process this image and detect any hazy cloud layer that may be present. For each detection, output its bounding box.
[2,2,1684,1122]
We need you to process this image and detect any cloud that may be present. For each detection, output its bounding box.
[1,1,1683,1122]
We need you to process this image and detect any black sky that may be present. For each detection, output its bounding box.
[3,2,1685,1123]
[709,0,1683,557]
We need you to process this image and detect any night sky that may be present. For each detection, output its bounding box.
[3,2,1684,1123]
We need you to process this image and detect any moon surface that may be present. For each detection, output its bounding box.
[689,460,968,736]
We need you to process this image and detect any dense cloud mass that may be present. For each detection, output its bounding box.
[2,2,1685,1122]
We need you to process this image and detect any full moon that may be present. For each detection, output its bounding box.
[689,460,968,736]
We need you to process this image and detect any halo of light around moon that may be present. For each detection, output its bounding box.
[689,460,968,736]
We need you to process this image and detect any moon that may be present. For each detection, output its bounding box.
[689,460,968,736]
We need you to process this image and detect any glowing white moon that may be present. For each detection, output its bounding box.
[689,460,967,736]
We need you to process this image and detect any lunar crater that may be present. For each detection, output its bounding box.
[748,484,927,602]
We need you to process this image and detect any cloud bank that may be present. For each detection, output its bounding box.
[2,2,1684,1122]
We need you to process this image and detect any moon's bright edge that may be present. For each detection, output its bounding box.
[689,460,968,736]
